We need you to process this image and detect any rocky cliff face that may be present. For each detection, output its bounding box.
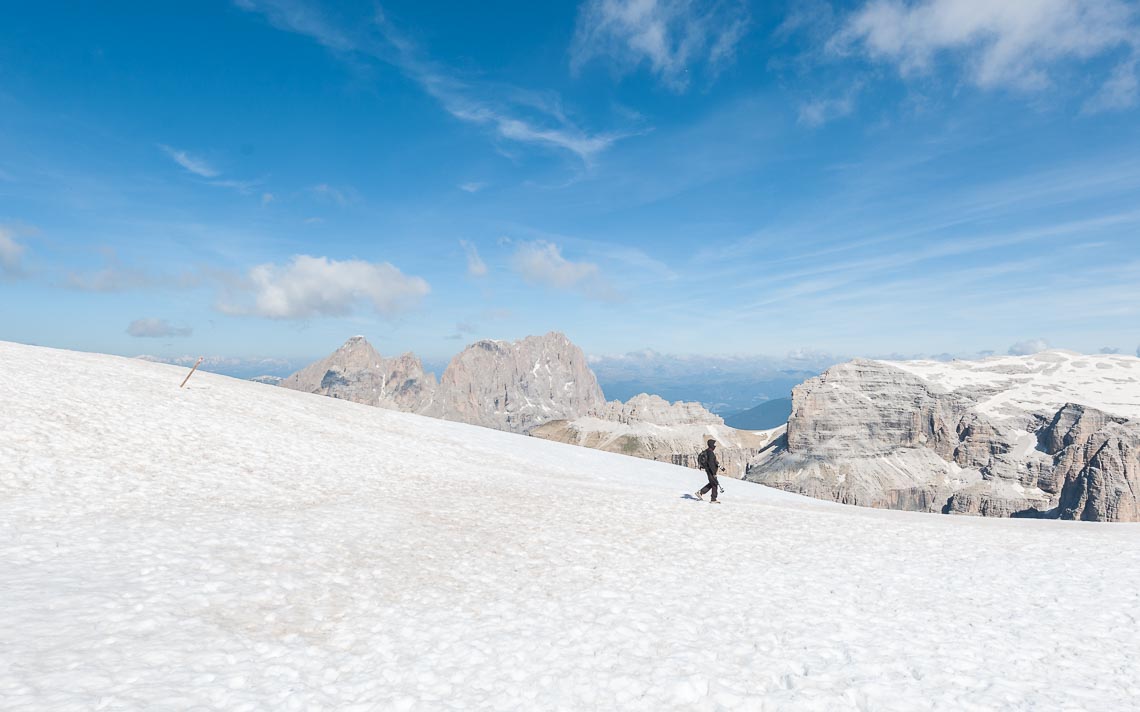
[423,332,606,433]
[746,352,1140,522]
[278,336,437,412]
[530,394,773,478]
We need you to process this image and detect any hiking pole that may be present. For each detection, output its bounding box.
[180,357,204,388]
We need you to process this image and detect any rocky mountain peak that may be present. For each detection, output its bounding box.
[424,331,606,433]
[279,336,436,411]
[598,394,724,427]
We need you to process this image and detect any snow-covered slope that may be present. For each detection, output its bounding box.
[2,340,1139,710]
[890,350,1140,422]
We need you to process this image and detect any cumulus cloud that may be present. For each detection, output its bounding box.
[571,0,749,90]
[832,0,1140,100]
[127,318,193,338]
[0,227,26,278]
[219,255,429,320]
[510,240,619,300]
[460,240,488,278]
[1009,338,1051,355]
[159,145,220,178]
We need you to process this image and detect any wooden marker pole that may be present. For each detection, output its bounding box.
[180,357,204,388]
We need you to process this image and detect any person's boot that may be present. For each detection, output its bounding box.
[710,499,721,504]
[693,490,704,500]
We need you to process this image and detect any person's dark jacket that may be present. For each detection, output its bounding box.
[702,447,719,475]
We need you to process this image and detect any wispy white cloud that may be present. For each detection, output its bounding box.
[831,0,1140,100]
[459,239,488,278]
[458,181,487,193]
[798,92,857,127]
[571,0,749,91]
[1084,54,1140,113]
[237,1,628,162]
[310,183,356,206]
[0,227,26,278]
[159,144,268,196]
[127,318,193,338]
[233,0,356,52]
[373,15,627,162]
[218,254,430,319]
[261,192,275,205]
[1008,338,1051,355]
[510,240,620,301]
[66,250,203,293]
[208,178,261,195]
[159,144,220,178]
[68,266,153,292]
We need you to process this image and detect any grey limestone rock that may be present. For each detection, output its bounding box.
[746,357,1140,522]
[530,393,772,478]
[423,332,606,433]
[279,336,437,412]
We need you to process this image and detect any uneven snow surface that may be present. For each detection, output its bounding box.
[2,341,1140,711]
[887,350,1140,421]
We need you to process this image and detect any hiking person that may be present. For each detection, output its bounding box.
[694,438,723,503]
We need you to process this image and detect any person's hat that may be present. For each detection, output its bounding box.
[707,439,716,447]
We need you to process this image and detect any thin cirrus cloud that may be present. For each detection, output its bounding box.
[570,0,750,91]
[830,0,1140,107]
[310,183,356,206]
[158,144,220,178]
[126,318,193,338]
[510,240,620,301]
[64,249,204,293]
[236,0,628,162]
[67,263,156,292]
[459,240,488,278]
[797,92,856,127]
[159,145,263,195]
[218,254,430,320]
[0,227,26,278]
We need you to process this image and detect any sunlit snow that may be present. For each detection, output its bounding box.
[2,341,1139,710]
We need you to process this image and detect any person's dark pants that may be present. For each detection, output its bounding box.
[699,470,719,501]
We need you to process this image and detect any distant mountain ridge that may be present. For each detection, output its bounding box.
[278,333,763,478]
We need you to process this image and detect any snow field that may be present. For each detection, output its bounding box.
[889,350,1140,421]
[2,340,1140,710]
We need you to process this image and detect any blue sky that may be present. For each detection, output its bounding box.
[2,0,1139,369]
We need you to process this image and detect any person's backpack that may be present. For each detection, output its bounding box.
[697,449,708,471]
